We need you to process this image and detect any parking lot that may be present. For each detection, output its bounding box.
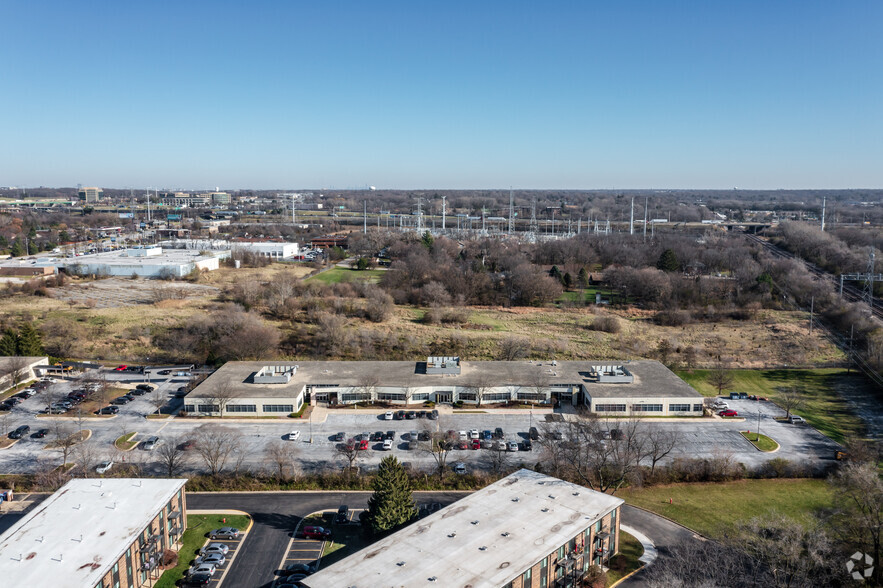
[189,530,247,587]
[0,368,842,476]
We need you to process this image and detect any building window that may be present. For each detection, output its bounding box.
[262,404,294,413]
[484,393,511,402]
[411,393,429,401]
[523,567,532,588]
[693,403,703,411]
[517,392,546,402]
[594,404,626,412]
[631,404,663,412]
[558,545,565,560]
[458,393,476,401]
[668,404,691,412]
[226,404,256,413]
[340,393,370,403]
[197,404,219,413]
[378,393,406,401]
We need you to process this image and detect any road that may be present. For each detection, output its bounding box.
[618,505,701,587]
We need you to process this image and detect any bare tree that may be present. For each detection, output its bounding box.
[0,410,13,435]
[422,431,454,479]
[707,363,735,397]
[150,389,167,416]
[265,440,299,482]
[73,440,100,477]
[829,462,883,585]
[192,425,241,475]
[464,374,494,408]
[3,356,30,389]
[558,414,647,494]
[645,428,681,475]
[355,374,379,405]
[157,436,190,477]
[498,336,530,361]
[207,380,237,417]
[486,442,512,476]
[776,386,803,419]
[335,440,364,476]
[52,422,79,467]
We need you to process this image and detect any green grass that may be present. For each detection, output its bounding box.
[676,368,871,443]
[306,267,385,284]
[114,432,138,450]
[321,521,371,568]
[621,479,835,539]
[740,431,779,452]
[607,531,644,584]
[155,513,251,588]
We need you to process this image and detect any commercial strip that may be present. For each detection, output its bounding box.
[183,359,704,417]
[0,478,187,588]
[303,469,623,588]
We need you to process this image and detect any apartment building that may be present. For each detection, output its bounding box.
[304,469,623,588]
[0,478,187,588]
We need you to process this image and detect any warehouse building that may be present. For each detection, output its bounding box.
[0,478,187,588]
[58,246,229,278]
[304,469,623,588]
[231,240,299,259]
[184,359,703,416]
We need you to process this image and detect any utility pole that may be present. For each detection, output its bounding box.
[529,196,538,239]
[291,194,296,225]
[416,198,423,232]
[643,196,648,241]
[441,195,446,231]
[821,196,826,232]
[629,196,635,235]
[363,200,367,234]
[508,188,514,235]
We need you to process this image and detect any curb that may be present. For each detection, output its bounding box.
[114,433,140,452]
[738,431,780,453]
[609,564,645,588]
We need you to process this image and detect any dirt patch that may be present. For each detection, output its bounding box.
[50,278,219,308]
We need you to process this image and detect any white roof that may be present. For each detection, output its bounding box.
[304,469,623,588]
[0,478,186,587]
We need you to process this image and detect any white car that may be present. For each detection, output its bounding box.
[287,431,301,441]
[95,460,114,474]
[20,388,37,397]
[458,430,468,440]
[468,429,479,440]
[712,401,729,410]
[507,441,519,452]
[384,411,394,420]
[199,543,230,556]
[452,462,467,475]
[382,438,393,450]
[788,415,806,424]
[188,563,216,577]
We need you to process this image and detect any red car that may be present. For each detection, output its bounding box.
[471,439,481,450]
[301,525,332,540]
[357,439,369,450]
[114,365,127,371]
[719,409,738,417]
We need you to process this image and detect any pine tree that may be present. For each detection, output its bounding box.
[366,456,417,535]
[9,240,24,257]
[16,323,44,356]
[578,267,590,288]
[549,265,563,283]
[0,329,17,356]
[657,248,680,272]
[562,272,573,290]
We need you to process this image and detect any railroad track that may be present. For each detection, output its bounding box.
[744,233,883,320]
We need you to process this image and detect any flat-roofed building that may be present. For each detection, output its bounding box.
[78,187,104,203]
[184,359,702,416]
[0,478,187,588]
[0,355,48,392]
[232,241,299,259]
[303,469,623,588]
[58,246,229,278]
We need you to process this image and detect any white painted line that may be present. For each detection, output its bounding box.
[620,524,657,566]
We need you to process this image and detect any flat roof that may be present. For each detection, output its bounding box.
[304,469,623,588]
[187,360,700,400]
[0,478,186,588]
[61,248,223,267]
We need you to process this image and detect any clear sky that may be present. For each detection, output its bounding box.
[2,1,881,190]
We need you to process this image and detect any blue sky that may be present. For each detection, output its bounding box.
[1,1,881,189]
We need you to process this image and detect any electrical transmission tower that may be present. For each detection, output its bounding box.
[508,188,514,235]
[529,196,538,238]
[840,247,883,312]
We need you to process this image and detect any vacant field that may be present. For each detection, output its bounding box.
[306,267,385,284]
[678,368,872,442]
[621,479,835,539]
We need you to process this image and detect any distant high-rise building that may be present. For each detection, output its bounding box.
[77,187,103,203]
[209,191,231,205]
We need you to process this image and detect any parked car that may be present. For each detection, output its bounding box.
[382,438,393,450]
[719,409,739,417]
[482,430,493,440]
[453,462,467,475]
[175,371,192,377]
[370,431,384,441]
[395,410,405,420]
[409,430,419,441]
[358,439,369,450]
[283,563,314,575]
[199,542,230,556]
[335,505,349,524]
[507,440,519,452]
[301,526,331,540]
[179,439,196,450]
[32,428,49,438]
[286,431,301,441]
[136,384,154,392]
[114,365,128,371]
[384,411,394,420]
[529,426,539,440]
[209,527,239,539]
[142,436,161,450]
[458,430,468,440]
[188,564,216,577]
[457,441,469,450]
[333,432,346,442]
[385,430,396,440]
[417,410,427,418]
[196,552,226,566]
[98,405,120,415]
[113,395,134,405]
[158,369,172,375]
[19,388,37,398]
[429,409,439,420]
[128,388,147,396]
[406,411,417,419]
[8,425,30,439]
[520,440,533,451]
[471,439,481,450]
[418,431,430,441]
[468,429,479,439]
[494,427,504,439]
[187,572,212,586]
[788,415,806,424]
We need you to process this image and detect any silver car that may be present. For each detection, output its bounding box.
[196,552,226,567]
[200,542,230,556]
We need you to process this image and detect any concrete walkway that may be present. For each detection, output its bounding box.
[620,524,657,566]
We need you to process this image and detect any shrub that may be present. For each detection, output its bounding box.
[588,315,621,333]
[655,309,693,326]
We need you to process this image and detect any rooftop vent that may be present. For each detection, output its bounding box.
[501,532,510,537]
[397,561,406,567]
[425,356,461,375]
[448,532,456,538]
[479,546,487,551]
[541,508,549,512]
[253,365,297,384]
[590,365,634,384]
[471,520,479,525]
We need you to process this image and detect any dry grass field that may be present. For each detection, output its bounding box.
[0,264,845,367]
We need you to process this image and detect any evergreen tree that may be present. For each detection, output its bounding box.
[58,230,70,243]
[549,265,563,283]
[9,240,24,257]
[0,235,8,248]
[578,267,590,288]
[16,323,44,356]
[656,248,680,272]
[0,329,17,356]
[562,272,573,290]
[421,231,434,250]
[366,456,417,535]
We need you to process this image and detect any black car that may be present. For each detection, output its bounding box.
[428,409,439,420]
[406,411,417,419]
[32,428,49,438]
[113,395,134,405]
[98,405,120,415]
[494,427,504,439]
[136,384,154,391]
[417,410,427,418]
[335,505,349,524]
[187,572,212,587]
[333,432,346,442]
[4,397,22,406]
[385,430,396,440]
[529,426,539,440]
[395,410,405,420]
[371,431,384,441]
[128,388,147,396]
[284,563,315,575]
[158,369,172,375]
[8,425,30,439]
[418,431,430,441]
[520,440,533,451]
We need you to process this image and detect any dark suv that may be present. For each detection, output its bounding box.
[8,425,30,439]
[335,505,349,524]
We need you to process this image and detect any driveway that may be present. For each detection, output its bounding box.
[618,505,703,587]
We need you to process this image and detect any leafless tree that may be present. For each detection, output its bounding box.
[208,380,237,417]
[52,422,79,466]
[157,436,190,477]
[422,431,454,479]
[150,389,167,416]
[355,374,380,405]
[265,440,299,482]
[558,415,648,494]
[829,462,883,585]
[73,440,100,477]
[498,336,530,361]
[644,539,773,588]
[645,428,681,475]
[776,386,803,419]
[192,425,242,475]
[707,363,734,397]
[3,356,30,388]
[486,443,512,476]
[335,441,364,476]
[464,374,494,408]
[537,423,569,478]
[0,410,13,435]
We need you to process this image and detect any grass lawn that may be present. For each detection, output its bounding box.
[607,531,644,584]
[321,522,371,568]
[155,513,252,588]
[621,479,835,539]
[306,267,385,284]
[114,432,138,450]
[676,368,870,443]
[740,431,779,452]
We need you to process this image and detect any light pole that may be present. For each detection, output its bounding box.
[756,406,762,442]
[309,405,313,444]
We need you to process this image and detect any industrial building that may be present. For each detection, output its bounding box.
[183,359,703,416]
[0,478,187,588]
[59,246,229,278]
[78,187,103,203]
[304,469,623,588]
[232,241,299,259]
